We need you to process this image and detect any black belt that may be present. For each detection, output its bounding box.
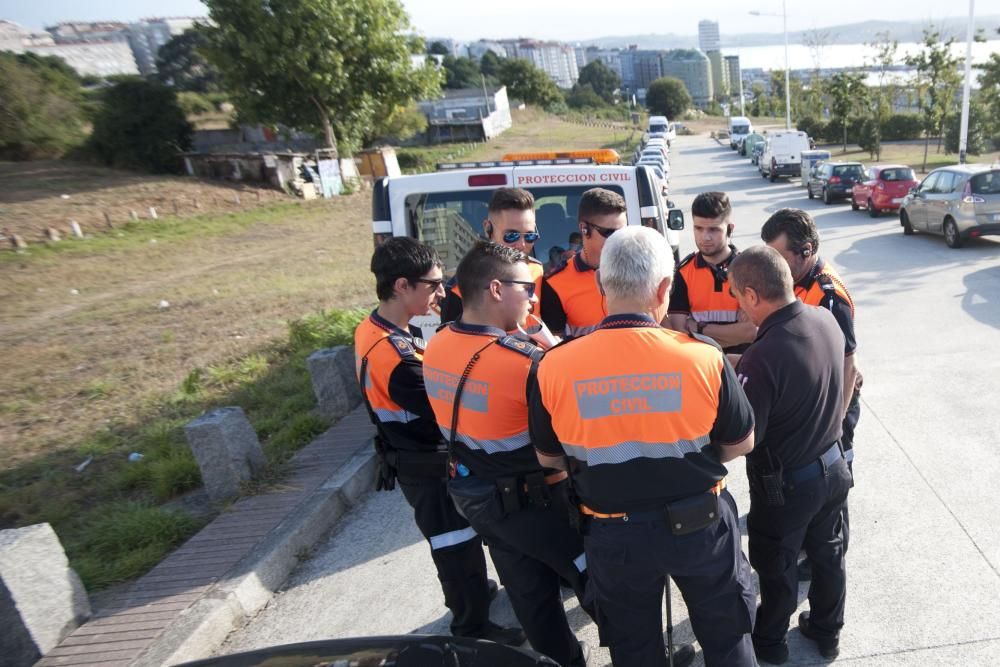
[785,442,844,486]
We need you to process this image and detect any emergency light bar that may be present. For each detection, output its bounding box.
[436,158,594,171]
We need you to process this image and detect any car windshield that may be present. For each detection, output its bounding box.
[834,165,865,178]
[650,124,667,133]
[880,168,915,181]
[733,125,750,134]
[970,171,1000,195]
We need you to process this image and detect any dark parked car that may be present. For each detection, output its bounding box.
[807,161,866,205]
[850,164,919,217]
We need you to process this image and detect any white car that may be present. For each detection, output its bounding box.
[759,131,811,182]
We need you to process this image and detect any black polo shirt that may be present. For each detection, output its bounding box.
[736,301,845,470]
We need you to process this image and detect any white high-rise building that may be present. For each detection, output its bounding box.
[698,20,721,52]
[500,39,579,89]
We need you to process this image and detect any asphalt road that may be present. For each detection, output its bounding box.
[217,136,1000,666]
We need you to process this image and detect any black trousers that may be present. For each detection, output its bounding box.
[748,457,852,649]
[585,489,757,667]
[398,477,491,636]
[459,483,593,667]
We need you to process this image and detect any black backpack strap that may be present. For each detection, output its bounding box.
[447,339,497,467]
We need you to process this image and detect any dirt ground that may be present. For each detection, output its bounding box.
[0,161,290,241]
[0,193,374,467]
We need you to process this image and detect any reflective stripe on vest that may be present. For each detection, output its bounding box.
[691,309,739,324]
[439,426,532,454]
[676,251,741,323]
[354,314,422,422]
[374,407,419,423]
[545,252,606,337]
[561,434,712,466]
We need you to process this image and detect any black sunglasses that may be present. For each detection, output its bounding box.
[414,278,444,290]
[497,279,537,299]
[502,230,541,244]
[581,221,618,239]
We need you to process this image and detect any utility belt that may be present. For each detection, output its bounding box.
[579,478,726,536]
[748,441,845,507]
[448,470,568,526]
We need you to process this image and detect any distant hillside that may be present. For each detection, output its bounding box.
[585,15,1000,49]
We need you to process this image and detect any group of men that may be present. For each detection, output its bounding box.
[354,186,860,667]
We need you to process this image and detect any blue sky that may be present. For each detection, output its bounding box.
[3,0,994,41]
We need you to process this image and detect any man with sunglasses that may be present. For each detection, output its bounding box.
[666,192,757,354]
[354,237,524,647]
[540,188,627,339]
[440,188,545,324]
[424,240,594,667]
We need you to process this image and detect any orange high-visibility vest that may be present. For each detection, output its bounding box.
[671,248,741,325]
[542,252,606,338]
[795,258,855,316]
[536,315,728,513]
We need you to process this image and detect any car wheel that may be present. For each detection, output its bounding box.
[807,186,814,200]
[944,218,963,248]
[901,210,914,235]
[823,188,831,205]
[868,200,879,218]
[851,198,860,211]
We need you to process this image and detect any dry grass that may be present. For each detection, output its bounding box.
[0,195,375,468]
[0,160,290,240]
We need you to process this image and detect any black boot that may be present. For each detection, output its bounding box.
[667,642,696,667]
[798,611,840,659]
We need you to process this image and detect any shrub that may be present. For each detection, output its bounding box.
[882,113,924,141]
[88,80,193,173]
[288,307,368,352]
[796,116,827,142]
[177,91,215,116]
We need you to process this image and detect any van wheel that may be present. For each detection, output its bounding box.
[901,210,914,235]
[807,186,814,200]
[868,200,879,218]
[822,188,831,205]
[944,218,963,248]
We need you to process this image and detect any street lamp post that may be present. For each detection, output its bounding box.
[958,0,976,164]
[750,5,792,129]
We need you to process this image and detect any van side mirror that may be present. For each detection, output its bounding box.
[667,209,685,231]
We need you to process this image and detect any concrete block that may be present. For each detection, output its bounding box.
[184,407,266,502]
[0,524,91,664]
[306,346,362,421]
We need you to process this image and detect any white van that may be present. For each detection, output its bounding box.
[759,130,811,182]
[728,116,752,150]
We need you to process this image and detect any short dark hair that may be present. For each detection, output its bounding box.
[578,188,626,221]
[456,241,528,308]
[691,191,732,221]
[729,245,793,302]
[371,237,442,302]
[488,188,535,215]
[761,208,821,255]
[568,231,582,244]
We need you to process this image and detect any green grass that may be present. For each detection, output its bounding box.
[0,306,368,590]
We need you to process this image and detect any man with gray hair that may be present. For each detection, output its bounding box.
[531,226,758,666]
[728,246,852,664]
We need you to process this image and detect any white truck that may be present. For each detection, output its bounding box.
[371,159,685,333]
[728,116,752,150]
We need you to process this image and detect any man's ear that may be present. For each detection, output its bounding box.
[595,269,605,296]
[486,278,503,302]
[657,277,670,307]
[393,276,411,298]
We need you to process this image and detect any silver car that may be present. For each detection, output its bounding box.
[899,164,1000,248]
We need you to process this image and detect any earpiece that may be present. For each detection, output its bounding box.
[485,221,494,239]
[801,248,811,258]
[726,223,735,239]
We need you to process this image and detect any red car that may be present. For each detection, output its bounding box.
[851,165,919,217]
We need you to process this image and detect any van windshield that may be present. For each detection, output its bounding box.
[405,184,627,273]
[732,125,750,134]
[649,124,667,134]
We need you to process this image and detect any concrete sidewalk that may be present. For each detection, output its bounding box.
[36,406,375,667]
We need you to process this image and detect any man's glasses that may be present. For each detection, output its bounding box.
[582,221,618,239]
[502,230,541,244]
[498,280,537,299]
[414,278,444,290]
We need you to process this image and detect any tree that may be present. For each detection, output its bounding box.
[646,77,691,119]
[577,60,620,104]
[201,0,441,157]
[905,28,961,170]
[442,56,482,90]
[566,83,606,109]
[367,102,427,143]
[88,80,192,173]
[427,41,450,56]
[0,53,86,160]
[864,32,899,161]
[156,29,222,93]
[824,72,868,152]
[479,51,502,79]
[497,58,563,107]
[976,28,1000,150]
[944,97,990,155]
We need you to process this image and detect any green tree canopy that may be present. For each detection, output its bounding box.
[0,52,86,160]
[646,77,691,119]
[156,28,222,93]
[88,80,192,173]
[427,41,450,56]
[566,83,606,109]
[577,60,620,104]
[201,0,441,156]
[497,58,563,107]
[906,28,962,169]
[824,72,868,152]
[442,56,482,90]
[480,51,502,79]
